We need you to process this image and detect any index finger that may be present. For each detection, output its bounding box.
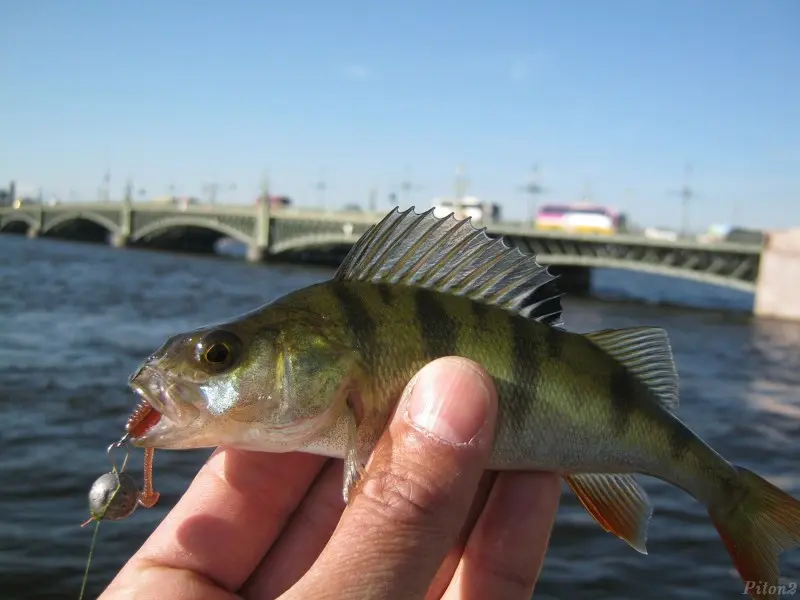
[101,447,327,596]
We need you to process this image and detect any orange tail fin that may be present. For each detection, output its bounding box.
[709,466,800,600]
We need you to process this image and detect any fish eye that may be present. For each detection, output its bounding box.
[205,343,229,363]
[194,330,242,373]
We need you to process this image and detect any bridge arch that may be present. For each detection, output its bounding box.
[42,211,120,236]
[536,254,756,293]
[269,236,756,293]
[269,233,364,256]
[131,216,254,247]
[0,213,38,233]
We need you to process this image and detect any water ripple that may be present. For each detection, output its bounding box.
[1,235,799,600]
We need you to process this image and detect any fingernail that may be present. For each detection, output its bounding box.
[406,359,491,444]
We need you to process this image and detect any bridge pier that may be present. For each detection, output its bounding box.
[26,227,39,239]
[110,233,128,248]
[755,228,800,321]
[549,266,592,296]
[246,245,266,263]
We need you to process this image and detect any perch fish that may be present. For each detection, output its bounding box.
[125,207,800,599]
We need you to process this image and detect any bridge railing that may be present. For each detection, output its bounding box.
[0,201,765,249]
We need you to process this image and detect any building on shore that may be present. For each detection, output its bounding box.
[0,181,15,206]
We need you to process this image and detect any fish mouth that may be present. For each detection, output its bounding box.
[126,367,201,445]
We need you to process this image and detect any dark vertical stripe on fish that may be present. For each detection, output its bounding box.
[609,367,637,434]
[668,420,693,462]
[377,284,394,306]
[329,282,377,358]
[510,314,536,430]
[511,316,532,384]
[414,288,457,359]
[544,325,563,361]
[471,301,491,330]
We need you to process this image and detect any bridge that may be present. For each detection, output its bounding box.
[0,199,767,299]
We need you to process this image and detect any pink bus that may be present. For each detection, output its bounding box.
[535,204,626,235]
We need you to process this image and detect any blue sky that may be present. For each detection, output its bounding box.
[1,0,798,231]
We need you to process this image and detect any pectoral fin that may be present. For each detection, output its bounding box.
[343,404,367,504]
[341,390,390,505]
[565,473,653,554]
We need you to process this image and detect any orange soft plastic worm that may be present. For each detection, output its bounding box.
[126,400,161,508]
[138,448,160,508]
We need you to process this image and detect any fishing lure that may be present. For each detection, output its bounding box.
[78,399,162,599]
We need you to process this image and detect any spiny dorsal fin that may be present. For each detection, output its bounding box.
[584,327,679,410]
[564,473,653,555]
[334,207,564,326]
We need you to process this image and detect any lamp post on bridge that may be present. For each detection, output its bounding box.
[315,169,328,212]
[112,179,134,248]
[518,163,547,227]
[202,182,237,206]
[248,174,271,262]
[669,162,696,239]
[397,164,423,208]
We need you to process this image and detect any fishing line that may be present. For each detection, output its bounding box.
[78,438,129,600]
[78,518,103,600]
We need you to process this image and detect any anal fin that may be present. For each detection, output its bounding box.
[564,473,653,554]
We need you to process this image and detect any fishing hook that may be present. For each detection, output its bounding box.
[106,433,131,474]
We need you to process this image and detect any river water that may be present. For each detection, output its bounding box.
[1,233,799,600]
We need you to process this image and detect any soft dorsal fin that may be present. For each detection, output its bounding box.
[584,327,680,410]
[334,207,564,326]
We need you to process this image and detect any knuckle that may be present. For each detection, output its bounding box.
[474,554,536,596]
[464,538,540,596]
[357,452,452,530]
[300,485,345,532]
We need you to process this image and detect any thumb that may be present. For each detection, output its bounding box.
[288,356,498,600]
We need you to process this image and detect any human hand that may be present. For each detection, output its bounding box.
[100,356,561,600]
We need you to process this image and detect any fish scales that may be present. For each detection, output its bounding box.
[271,276,719,494]
[125,207,800,600]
